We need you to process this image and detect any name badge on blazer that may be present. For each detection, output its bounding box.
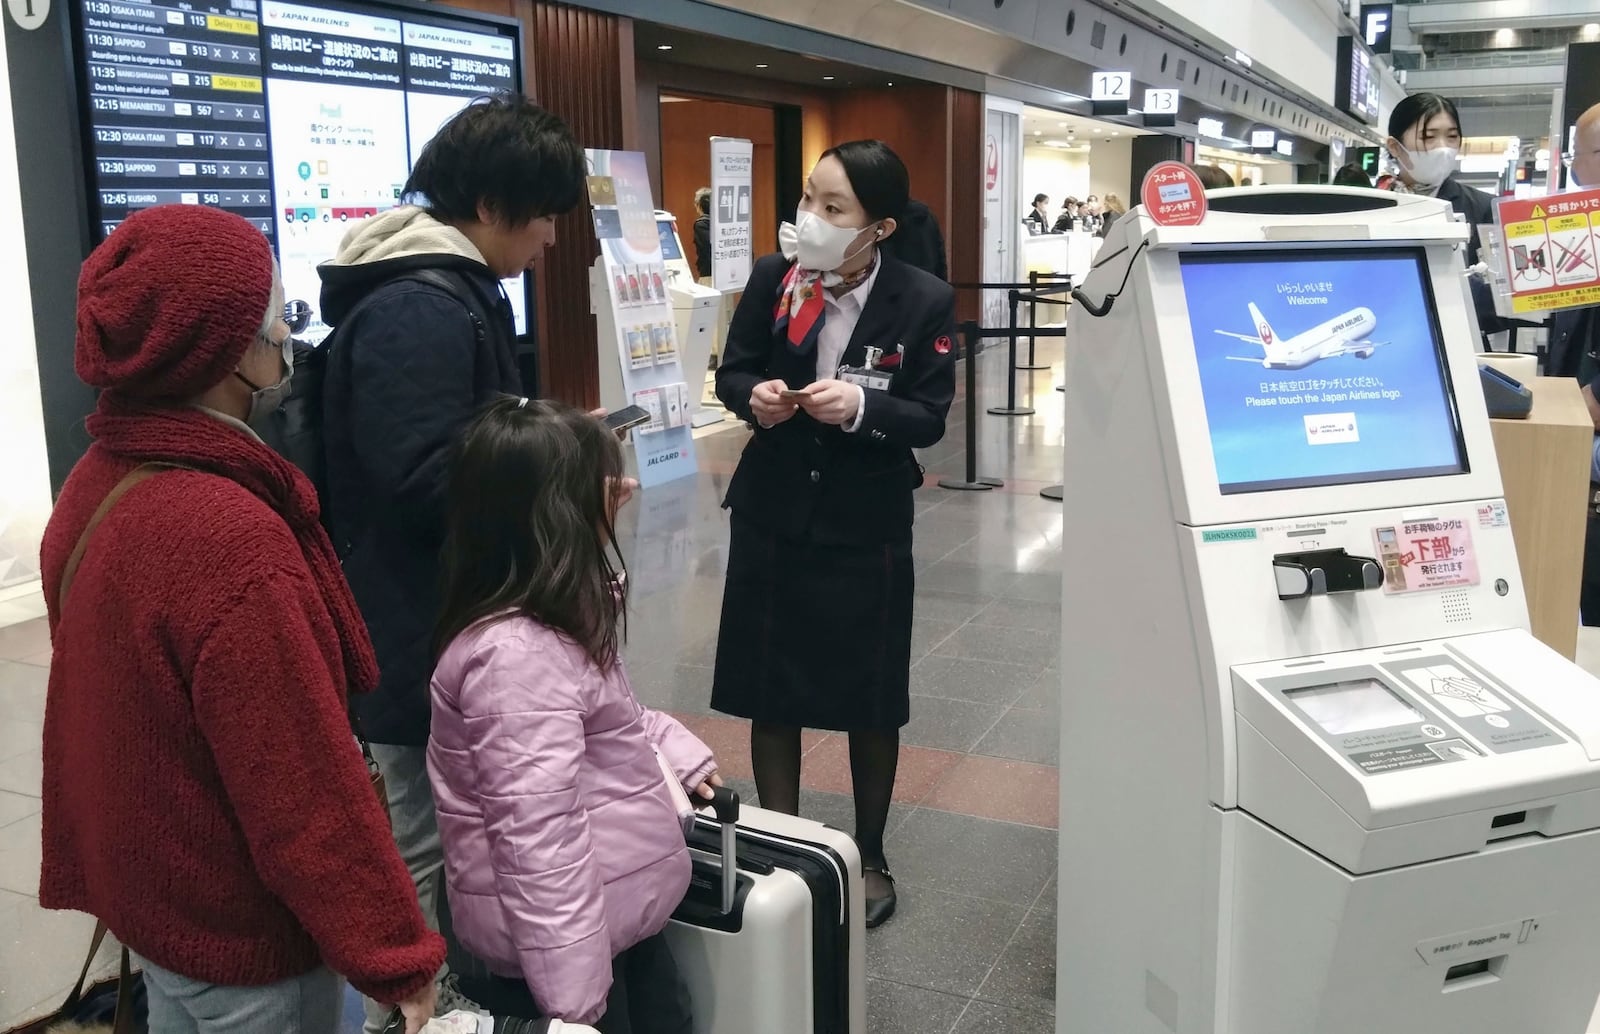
[839,345,897,391]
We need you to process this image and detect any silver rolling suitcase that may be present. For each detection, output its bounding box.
[664,788,866,1034]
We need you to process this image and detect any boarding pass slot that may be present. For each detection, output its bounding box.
[1485,805,1554,845]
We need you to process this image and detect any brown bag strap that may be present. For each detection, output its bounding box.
[58,463,184,612]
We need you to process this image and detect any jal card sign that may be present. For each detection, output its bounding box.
[586,148,698,489]
[1140,161,1207,227]
[710,137,754,291]
[1496,189,1600,314]
[1373,518,1479,594]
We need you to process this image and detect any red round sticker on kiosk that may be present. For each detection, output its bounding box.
[1140,161,1208,227]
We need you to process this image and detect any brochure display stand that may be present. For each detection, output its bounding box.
[587,150,698,488]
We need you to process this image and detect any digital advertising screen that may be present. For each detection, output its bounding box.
[74,0,523,342]
[1179,248,1467,495]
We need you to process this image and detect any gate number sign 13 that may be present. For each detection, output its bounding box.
[1144,89,1178,114]
[1092,72,1131,102]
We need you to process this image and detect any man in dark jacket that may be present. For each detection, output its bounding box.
[316,95,587,1031]
[693,186,713,279]
[884,199,948,281]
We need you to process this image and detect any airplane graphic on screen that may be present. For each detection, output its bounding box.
[1217,304,1387,370]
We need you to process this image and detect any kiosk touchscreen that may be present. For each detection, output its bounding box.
[1058,187,1600,1034]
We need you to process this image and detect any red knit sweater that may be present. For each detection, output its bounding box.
[39,406,444,1002]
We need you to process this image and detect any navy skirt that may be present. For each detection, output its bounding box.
[711,514,914,732]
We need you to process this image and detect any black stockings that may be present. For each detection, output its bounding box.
[749,721,899,866]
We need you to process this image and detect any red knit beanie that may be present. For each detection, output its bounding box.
[76,205,275,400]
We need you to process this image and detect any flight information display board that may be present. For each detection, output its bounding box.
[76,0,522,340]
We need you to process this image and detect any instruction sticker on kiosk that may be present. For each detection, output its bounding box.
[1140,161,1208,228]
[1372,517,1478,593]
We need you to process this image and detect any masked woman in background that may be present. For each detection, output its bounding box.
[711,140,957,930]
[1385,91,1505,334]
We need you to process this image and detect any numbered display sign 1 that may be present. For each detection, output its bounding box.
[1091,70,1131,117]
[7,0,50,30]
[1143,88,1179,128]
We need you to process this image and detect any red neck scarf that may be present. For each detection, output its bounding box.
[86,395,379,696]
[773,255,878,355]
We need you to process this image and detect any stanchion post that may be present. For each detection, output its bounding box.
[939,320,1005,492]
[988,290,1036,417]
[1018,270,1050,371]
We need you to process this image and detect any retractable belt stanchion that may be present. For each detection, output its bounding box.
[937,320,1005,492]
[987,290,1036,417]
[1016,270,1055,372]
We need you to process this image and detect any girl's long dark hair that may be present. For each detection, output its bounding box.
[435,397,627,668]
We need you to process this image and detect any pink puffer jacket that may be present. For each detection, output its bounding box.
[428,616,716,1024]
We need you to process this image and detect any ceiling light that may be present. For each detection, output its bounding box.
[1058,122,1068,128]
[1584,23,1600,38]
[756,63,768,68]
[887,82,894,87]
[657,44,673,51]
[1495,27,1514,43]
[1034,130,1043,136]
[823,75,835,81]
[1111,132,1119,136]
[1092,128,1100,134]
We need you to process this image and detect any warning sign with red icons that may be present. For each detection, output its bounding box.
[1139,161,1208,227]
[1496,188,1600,314]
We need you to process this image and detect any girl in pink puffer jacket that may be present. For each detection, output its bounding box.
[427,398,719,1032]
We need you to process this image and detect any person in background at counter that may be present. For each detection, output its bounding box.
[1383,91,1505,336]
[693,186,713,280]
[1333,164,1373,188]
[1189,165,1235,190]
[1097,194,1126,238]
[1546,102,1600,624]
[713,139,957,930]
[1053,196,1080,233]
[1079,196,1102,235]
[1025,193,1051,234]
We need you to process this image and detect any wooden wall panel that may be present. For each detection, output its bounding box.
[658,98,778,258]
[948,87,983,318]
[636,59,833,232]
[524,1,629,409]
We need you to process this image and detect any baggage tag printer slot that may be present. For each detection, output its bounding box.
[1273,547,1385,600]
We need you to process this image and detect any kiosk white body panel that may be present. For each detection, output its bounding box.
[1057,187,1600,1034]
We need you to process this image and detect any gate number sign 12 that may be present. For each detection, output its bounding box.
[1092,72,1131,102]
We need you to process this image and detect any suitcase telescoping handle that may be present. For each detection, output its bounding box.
[705,785,741,914]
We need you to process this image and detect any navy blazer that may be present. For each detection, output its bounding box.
[716,252,957,546]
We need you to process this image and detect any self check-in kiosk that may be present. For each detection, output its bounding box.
[656,211,724,427]
[1058,186,1600,1033]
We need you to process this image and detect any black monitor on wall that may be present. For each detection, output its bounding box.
[73,0,526,342]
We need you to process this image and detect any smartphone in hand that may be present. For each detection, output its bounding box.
[603,405,653,436]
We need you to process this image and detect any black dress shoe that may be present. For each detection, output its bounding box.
[864,864,898,928]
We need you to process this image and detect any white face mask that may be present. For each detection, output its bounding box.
[779,210,877,280]
[1397,142,1458,189]
[237,334,294,426]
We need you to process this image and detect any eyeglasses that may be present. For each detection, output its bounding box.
[284,299,313,335]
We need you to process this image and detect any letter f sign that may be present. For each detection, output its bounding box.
[1365,11,1389,48]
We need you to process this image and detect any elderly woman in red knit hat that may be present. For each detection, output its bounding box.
[38,205,444,1034]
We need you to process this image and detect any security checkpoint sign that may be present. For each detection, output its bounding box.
[1139,161,1208,227]
[1495,188,1600,314]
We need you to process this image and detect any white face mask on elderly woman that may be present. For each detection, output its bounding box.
[236,333,294,426]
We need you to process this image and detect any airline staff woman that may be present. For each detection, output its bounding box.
[712,140,957,929]
[1384,92,1505,333]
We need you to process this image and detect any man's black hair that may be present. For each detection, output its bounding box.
[821,140,912,222]
[404,94,587,226]
[1388,92,1461,143]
